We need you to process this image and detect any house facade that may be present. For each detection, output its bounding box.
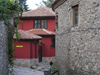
[52,0,100,75]
[14,30,42,67]
[14,7,55,67]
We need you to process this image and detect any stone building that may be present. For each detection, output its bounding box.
[52,0,100,75]
[0,21,9,75]
[0,18,13,75]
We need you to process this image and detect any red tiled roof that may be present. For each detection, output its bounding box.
[14,30,42,39]
[22,7,55,17]
[27,29,55,35]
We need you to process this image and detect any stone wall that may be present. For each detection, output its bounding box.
[55,0,100,75]
[14,57,55,67]
[0,21,8,75]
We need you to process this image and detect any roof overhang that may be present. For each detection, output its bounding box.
[14,39,41,42]
[52,0,67,11]
[38,35,55,37]
[15,16,55,20]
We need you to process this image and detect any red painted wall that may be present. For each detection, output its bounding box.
[14,41,31,59]
[18,20,34,31]
[16,18,55,59]
[18,22,22,29]
[32,42,35,58]
[14,37,55,59]
[47,19,55,32]
[18,19,55,32]
[14,41,39,59]
[36,36,55,58]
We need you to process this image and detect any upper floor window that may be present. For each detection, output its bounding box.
[73,5,78,27]
[34,20,47,29]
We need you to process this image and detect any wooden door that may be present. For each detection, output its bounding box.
[38,46,42,62]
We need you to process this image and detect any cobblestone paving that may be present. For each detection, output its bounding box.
[9,66,44,75]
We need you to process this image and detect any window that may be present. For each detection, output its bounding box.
[73,5,78,26]
[34,20,47,29]
[51,38,55,48]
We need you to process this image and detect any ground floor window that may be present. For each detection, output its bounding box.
[51,38,55,48]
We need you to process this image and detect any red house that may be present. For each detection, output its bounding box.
[14,7,55,67]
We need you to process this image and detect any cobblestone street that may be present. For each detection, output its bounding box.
[9,66,44,75]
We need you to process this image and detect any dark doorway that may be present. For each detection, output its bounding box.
[38,46,42,62]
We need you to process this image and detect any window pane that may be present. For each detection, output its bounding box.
[41,20,44,28]
[34,20,38,28]
[74,8,78,25]
[34,20,47,29]
[45,20,47,28]
[38,20,40,28]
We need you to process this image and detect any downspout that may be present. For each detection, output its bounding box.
[35,41,37,58]
[50,44,51,58]
[30,42,32,59]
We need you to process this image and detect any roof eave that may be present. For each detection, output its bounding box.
[37,34,55,36]
[14,38,42,40]
[52,0,67,11]
[15,16,55,20]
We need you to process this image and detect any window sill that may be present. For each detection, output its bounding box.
[73,25,78,27]
[71,25,79,32]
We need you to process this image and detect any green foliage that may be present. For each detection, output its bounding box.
[51,62,56,73]
[10,0,15,4]
[0,0,20,21]
[19,0,29,11]
[36,0,55,8]
[0,0,22,75]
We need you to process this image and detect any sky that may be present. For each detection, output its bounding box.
[26,0,47,10]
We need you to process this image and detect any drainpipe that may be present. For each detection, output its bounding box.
[30,42,33,59]
[35,41,37,58]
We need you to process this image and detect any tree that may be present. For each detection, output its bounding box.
[36,0,55,8]
[19,0,29,11]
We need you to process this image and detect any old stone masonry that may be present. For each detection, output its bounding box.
[0,21,8,75]
[53,0,100,75]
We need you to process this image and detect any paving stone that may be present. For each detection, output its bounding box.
[9,66,44,75]
[31,66,37,69]
[37,67,43,71]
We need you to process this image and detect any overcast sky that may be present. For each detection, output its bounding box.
[26,0,47,10]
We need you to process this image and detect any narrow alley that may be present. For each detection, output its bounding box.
[9,66,44,75]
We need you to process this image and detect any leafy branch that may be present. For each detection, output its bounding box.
[0,0,22,75]
[36,0,55,8]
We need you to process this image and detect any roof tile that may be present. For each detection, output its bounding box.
[14,30,42,39]
[22,7,55,17]
[27,29,55,35]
